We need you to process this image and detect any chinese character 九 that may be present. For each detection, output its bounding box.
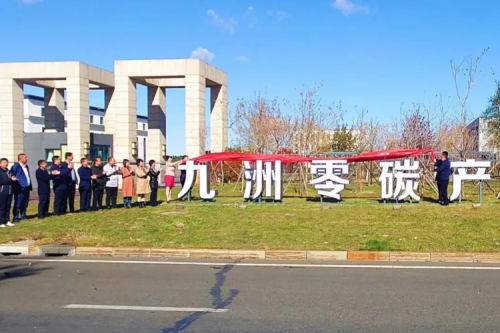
[178,161,216,200]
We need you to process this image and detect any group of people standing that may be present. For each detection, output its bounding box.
[0,152,189,227]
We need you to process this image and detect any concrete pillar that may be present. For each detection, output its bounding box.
[147,86,166,164]
[110,76,137,164]
[103,87,114,133]
[66,76,90,164]
[0,79,24,161]
[43,88,65,132]
[185,74,206,157]
[210,85,228,153]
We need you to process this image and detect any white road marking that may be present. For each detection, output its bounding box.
[63,304,228,313]
[4,258,500,270]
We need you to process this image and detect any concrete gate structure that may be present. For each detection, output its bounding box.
[108,59,228,164]
[0,59,228,171]
[0,61,114,167]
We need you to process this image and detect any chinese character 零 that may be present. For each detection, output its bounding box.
[309,160,349,200]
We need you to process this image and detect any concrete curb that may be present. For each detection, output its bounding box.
[2,244,500,263]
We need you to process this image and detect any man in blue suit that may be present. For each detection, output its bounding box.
[35,159,60,219]
[434,151,451,206]
[10,153,33,222]
[50,156,72,216]
[78,157,94,212]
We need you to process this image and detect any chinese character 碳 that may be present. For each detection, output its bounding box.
[379,160,420,201]
[178,161,216,200]
[243,160,283,201]
[309,160,349,200]
[449,159,490,201]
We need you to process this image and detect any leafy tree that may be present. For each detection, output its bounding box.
[331,125,356,152]
[483,81,500,148]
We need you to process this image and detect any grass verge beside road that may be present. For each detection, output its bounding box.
[0,184,499,252]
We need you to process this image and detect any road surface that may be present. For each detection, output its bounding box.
[1,258,500,332]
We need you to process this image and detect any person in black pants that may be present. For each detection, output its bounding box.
[50,156,71,216]
[148,160,160,206]
[91,158,106,211]
[78,157,94,212]
[35,159,60,219]
[178,155,188,200]
[434,151,451,206]
[0,158,17,228]
[61,152,77,213]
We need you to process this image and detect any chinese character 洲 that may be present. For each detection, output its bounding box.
[243,160,283,201]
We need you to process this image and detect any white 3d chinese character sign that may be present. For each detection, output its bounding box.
[449,159,491,201]
[178,161,216,200]
[309,160,349,200]
[243,160,283,201]
[379,160,421,201]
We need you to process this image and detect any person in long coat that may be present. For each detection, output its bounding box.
[135,159,150,208]
[120,159,135,208]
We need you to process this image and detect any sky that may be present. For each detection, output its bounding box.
[0,0,499,154]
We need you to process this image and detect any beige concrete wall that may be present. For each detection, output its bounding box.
[185,74,206,157]
[43,88,65,132]
[0,78,24,161]
[108,76,137,164]
[66,76,90,165]
[147,86,166,163]
[210,85,228,153]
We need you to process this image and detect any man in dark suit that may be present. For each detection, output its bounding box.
[35,159,60,219]
[10,153,33,222]
[78,157,94,212]
[148,160,160,206]
[50,156,72,216]
[91,158,106,211]
[61,152,78,213]
[434,151,451,206]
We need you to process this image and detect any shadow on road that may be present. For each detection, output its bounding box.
[0,263,50,283]
[161,263,239,333]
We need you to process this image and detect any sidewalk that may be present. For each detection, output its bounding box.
[1,241,500,263]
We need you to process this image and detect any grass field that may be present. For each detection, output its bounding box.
[0,182,499,252]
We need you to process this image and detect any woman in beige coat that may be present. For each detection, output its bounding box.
[135,159,150,208]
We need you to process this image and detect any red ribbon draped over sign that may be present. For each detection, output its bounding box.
[192,149,435,164]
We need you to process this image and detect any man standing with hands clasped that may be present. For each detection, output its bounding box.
[78,158,95,212]
[10,153,32,222]
[433,151,451,206]
[103,157,121,209]
[61,152,78,213]
[35,159,60,219]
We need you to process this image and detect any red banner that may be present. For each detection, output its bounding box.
[192,149,435,164]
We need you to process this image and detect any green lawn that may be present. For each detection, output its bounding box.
[1,182,499,252]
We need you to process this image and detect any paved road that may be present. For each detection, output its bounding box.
[1,258,500,332]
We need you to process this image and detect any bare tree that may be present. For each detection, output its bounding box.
[231,93,293,154]
[450,48,489,156]
[289,85,343,195]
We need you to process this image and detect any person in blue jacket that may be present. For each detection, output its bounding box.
[50,156,72,216]
[78,157,94,212]
[0,158,17,228]
[35,159,60,219]
[10,153,33,222]
[434,151,451,206]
